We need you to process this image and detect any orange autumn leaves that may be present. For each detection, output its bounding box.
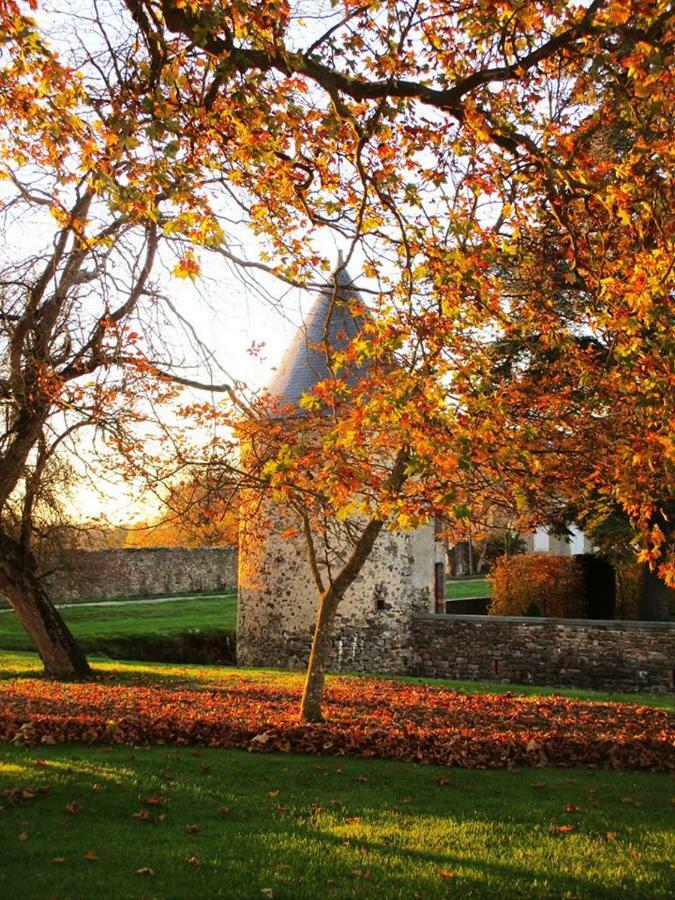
[0,0,673,624]
[0,672,672,773]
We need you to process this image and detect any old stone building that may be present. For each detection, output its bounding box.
[235,266,675,692]
[237,266,441,673]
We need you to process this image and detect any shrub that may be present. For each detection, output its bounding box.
[488,555,584,618]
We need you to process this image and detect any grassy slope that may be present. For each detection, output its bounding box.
[1,744,673,899]
[445,577,490,598]
[0,595,237,652]
[1,650,673,711]
[0,589,495,652]
[0,588,234,610]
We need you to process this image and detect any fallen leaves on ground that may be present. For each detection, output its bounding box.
[2,786,49,804]
[0,675,672,772]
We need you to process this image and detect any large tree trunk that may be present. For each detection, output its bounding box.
[299,588,341,722]
[636,562,673,621]
[0,533,91,679]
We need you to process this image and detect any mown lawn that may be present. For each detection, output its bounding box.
[1,744,673,899]
[445,577,490,598]
[0,588,235,610]
[0,594,237,653]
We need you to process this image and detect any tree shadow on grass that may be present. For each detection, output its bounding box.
[0,745,672,899]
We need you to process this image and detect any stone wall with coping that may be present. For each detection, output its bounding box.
[44,546,238,602]
[411,614,675,693]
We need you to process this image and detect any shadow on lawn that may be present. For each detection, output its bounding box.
[0,746,671,899]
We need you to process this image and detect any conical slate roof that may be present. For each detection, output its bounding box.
[267,265,368,406]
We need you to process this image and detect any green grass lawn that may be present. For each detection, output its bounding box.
[0,744,673,899]
[0,595,237,653]
[0,582,489,653]
[0,587,235,610]
[445,577,490,599]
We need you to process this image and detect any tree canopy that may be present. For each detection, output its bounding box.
[0,0,673,692]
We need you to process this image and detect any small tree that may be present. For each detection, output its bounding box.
[233,273,475,721]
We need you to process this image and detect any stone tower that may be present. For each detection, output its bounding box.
[237,265,437,674]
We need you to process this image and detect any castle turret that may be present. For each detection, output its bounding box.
[237,264,437,673]
[267,264,366,406]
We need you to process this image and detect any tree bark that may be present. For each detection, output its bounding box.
[299,588,340,722]
[299,517,386,721]
[298,450,409,721]
[636,562,673,622]
[0,532,91,679]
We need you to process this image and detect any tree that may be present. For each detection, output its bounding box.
[3,1,673,714]
[0,1,245,674]
[122,0,673,571]
[235,284,461,720]
[125,474,240,548]
[133,0,672,717]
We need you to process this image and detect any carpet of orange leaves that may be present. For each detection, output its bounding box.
[1,674,672,771]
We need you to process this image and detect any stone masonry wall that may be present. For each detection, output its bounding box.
[412,615,675,693]
[44,547,238,602]
[237,493,436,673]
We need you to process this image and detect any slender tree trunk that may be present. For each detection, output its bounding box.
[298,449,409,722]
[299,588,341,722]
[298,517,386,722]
[636,562,673,621]
[0,532,91,679]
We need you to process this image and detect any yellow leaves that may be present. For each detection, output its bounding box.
[633,80,657,100]
[361,212,384,234]
[463,101,492,143]
[164,212,224,249]
[173,252,200,279]
[603,1,631,27]
[658,560,675,589]
[299,393,322,412]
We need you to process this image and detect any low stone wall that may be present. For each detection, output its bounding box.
[412,614,675,693]
[44,546,238,602]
